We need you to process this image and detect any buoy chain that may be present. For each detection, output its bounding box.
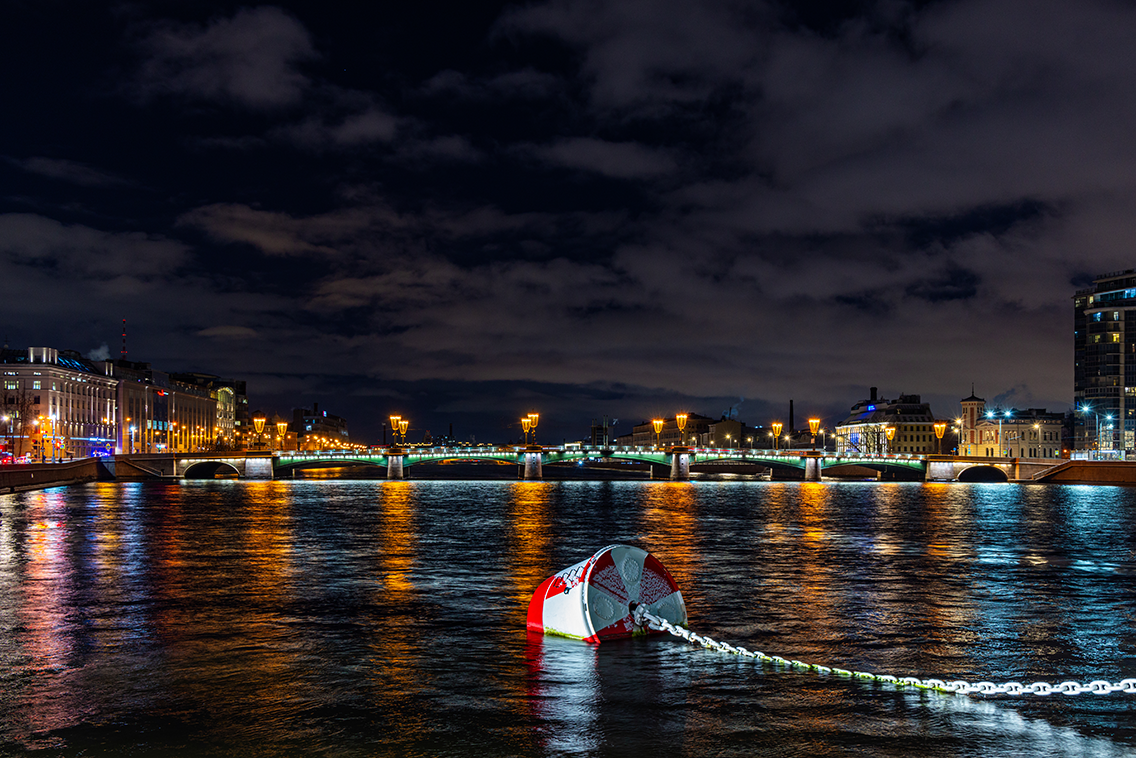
[633,609,1136,698]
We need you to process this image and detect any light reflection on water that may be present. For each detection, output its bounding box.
[0,479,1134,756]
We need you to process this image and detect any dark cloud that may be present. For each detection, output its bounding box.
[905,264,980,303]
[532,138,676,178]
[135,6,317,109]
[8,157,132,187]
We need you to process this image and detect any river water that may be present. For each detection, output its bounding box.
[1,479,1135,757]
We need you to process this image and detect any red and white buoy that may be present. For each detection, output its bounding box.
[527,544,687,642]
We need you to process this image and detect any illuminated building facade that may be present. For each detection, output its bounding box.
[1,347,117,459]
[110,360,217,453]
[835,388,938,455]
[170,373,247,449]
[958,392,1063,458]
[631,414,713,447]
[293,403,351,449]
[1073,270,1136,453]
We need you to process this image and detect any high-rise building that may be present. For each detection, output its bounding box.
[1073,270,1136,452]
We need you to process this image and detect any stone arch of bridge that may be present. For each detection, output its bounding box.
[403,453,520,467]
[694,453,804,473]
[956,464,1010,483]
[275,458,386,474]
[183,461,242,479]
[822,461,926,479]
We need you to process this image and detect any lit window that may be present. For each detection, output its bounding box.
[32,380,41,390]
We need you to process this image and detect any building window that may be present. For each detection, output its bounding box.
[32,381,41,390]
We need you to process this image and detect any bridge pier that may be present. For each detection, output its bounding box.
[523,449,543,480]
[925,457,956,482]
[803,452,822,481]
[387,449,405,480]
[669,449,691,481]
[245,457,274,480]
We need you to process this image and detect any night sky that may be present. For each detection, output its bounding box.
[2,0,1127,445]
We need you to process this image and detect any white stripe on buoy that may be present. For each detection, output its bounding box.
[527,544,686,642]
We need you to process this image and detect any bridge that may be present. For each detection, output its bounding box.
[100,446,1072,483]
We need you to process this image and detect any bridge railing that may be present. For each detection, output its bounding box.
[272,445,931,462]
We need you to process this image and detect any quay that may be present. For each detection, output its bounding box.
[6,447,1136,492]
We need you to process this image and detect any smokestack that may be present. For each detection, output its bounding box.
[789,400,794,433]
[870,387,877,402]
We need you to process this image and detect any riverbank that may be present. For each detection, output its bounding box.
[0,457,113,495]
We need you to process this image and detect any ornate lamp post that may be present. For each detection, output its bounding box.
[771,421,783,451]
[276,420,288,450]
[933,421,947,454]
[521,416,532,445]
[527,413,539,445]
[399,419,409,445]
[253,413,267,451]
[389,415,402,448]
[676,413,688,445]
[652,418,664,448]
[808,418,820,449]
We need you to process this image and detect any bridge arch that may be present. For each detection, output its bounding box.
[184,461,242,479]
[956,465,1009,483]
[275,458,386,474]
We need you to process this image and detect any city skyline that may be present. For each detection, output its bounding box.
[3,0,1130,443]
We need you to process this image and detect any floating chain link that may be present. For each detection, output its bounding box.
[632,608,1136,697]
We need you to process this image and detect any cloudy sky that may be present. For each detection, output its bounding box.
[2,0,1129,444]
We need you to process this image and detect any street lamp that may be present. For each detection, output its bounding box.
[725,433,732,449]
[652,418,664,448]
[253,413,267,451]
[808,418,820,449]
[933,421,947,455]
[771,421,783,451]
[527,413,539,445]
[521,416,531,444]
[276,420,288,450]
[399,419,409,445]
[986,409,1011,456]
[1033,423,1040,458]
[676,413,688,445]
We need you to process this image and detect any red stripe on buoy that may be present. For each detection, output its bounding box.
[526,574,555,633]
